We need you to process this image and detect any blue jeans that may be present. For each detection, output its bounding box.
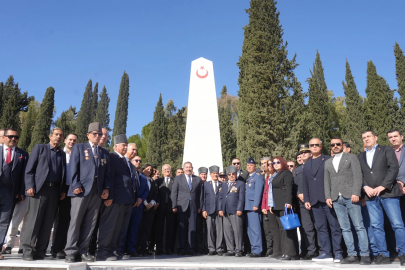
[366,196,405,257]
[333,196,369,256]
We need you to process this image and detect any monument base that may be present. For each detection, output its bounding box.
[0,254,399,270]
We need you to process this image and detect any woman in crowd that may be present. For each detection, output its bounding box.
[136,164,159,255]
[265,156,297,260]
[261,159,275,256]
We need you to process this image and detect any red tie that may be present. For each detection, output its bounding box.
[6,148,12,164]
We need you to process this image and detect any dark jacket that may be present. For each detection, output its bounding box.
[156,176,174,212]
[144,177,159,212]
[171,174,201,212]
[202,180,222,215]
[237,170,249,182]
[302,154,331,205]
[292,164,304,197]
[25,144,67,194]
[109,152,137,204]
[220,180,245,214]
[271,170,293,211]
[358,145,400,200]
[0,146,28,199]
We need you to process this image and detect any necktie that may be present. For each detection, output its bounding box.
[188,176,192,190]
[227,182,232,192]
[214,181,218,194]
[6,148,11,164]
[166,177,169,186]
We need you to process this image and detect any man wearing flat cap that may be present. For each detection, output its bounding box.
[219,165,245,256]
[64,122,111,263]
[196,167,208,254]
[95,135,137,261]
[202,165,224,256]
[244,157,264,257]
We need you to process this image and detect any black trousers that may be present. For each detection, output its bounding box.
[296,200,318,255]
[243,212,251,254]
[262,211,273,253]
[0,188,14,250]
[137,210,156,251]
[22,185,60,257]
[196,212,208,253]
[267,209,297,257]
[87,204,102,256]
[155,208,177,252]
[177,202,197,252]
[51,196,71,254]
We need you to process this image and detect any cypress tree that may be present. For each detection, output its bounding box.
[94,86,111,146]
[75,80,93,144]
[306,50,332,153]
[0,86,21,131]
[164,106,186,170]
[55,106,77,143]
[218,86,237,167]
[28,87,55,153]
[237,0,302,165]
[19,100,39,151]
[341,60,366,154]
[363,61,394,145]
[139,123,151,161]
[111,71,129,151]
[395,42,405,133]
[146,94,167,166]
[91,82,99,121]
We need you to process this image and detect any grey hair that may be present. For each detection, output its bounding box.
[50,127,64,137]
[309,138,322,145]
[128,143,136,147]
[162,164,172,171]
[183,161,193,167]
[260,157,270,162]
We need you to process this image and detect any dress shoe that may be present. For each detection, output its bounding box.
[217,251,223,256]
[312,252,333,262]
[265,249,273,256]
[65,254,81,263]
[223,252,235,256]
[18,249,23,254]
[301,253,315,260]
[56,251,66,259]
[399,254,405,266]
[235,252,242,257]
[22,255,34,261]
[81,253,95,262]
[268,253,282,259]
[341,255,359,264]
[360,256,371,265]
[208,251,216,255]
[278,254,292,261]
[44,254,56,260]
[373,254,390,265]
[1,247,11,254]
[106,256,117,261]
[249,253,260,258]
[333,253,343,263]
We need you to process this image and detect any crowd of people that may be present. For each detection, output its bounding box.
[0,123,404,266]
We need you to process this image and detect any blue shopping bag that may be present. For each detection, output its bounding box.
[280,207,301,230]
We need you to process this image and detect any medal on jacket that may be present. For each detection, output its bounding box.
[84,150,89,160]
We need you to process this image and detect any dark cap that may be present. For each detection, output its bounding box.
[226,165,238,174]
[88,122,102,133]
[219,172,226,177]
[209,165,220,174]
[198,167,208,174]
[114,134,127,145]
[247,157,256,164]
[298,144,310,152]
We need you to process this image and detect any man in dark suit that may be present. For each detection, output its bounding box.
[64,122,111,263]
[202,165,224,256]
[0,129,28,260]
[358,130,405,265]
[219,165,245,257]
[95,135,137,261]
[22,127,66,261]
[196,167,208,254]
[302,138,342,262]
[155,164,176,255]
[232,158,248,182]
[171,161,202,255]
[123,153,149,258]
[244,157,264,258]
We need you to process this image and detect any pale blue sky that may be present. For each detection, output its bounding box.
[1,1,404,136]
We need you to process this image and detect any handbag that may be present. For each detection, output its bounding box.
[280,206,301,230]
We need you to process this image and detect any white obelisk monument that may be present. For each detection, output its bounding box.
[183,57,223,176]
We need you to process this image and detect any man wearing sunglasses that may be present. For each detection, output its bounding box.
[324,137,370,265]
[232,158,248,182]
[302,138,342,263]
[64,122,111,263]
[0,129,28,260]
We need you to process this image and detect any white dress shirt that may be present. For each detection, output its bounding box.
[332,152,343,173]
[144,177,156,206]
[365,144,378,168]
[3,145,15,162]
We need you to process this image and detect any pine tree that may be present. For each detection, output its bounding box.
[146,94,167,166]
[341,60,366,154]
[164,99,177,118]
[28,87,55,153]
[94,86,111,146]
[55,106,77,144]
[139,123,151,161]
[1,76,33,115]
[395,42,405,133]
[1,85,21,131]
[75,80,93,143]
[111,72,129,150]
[91,82,99,121]
[19,100,39,151]
[306,51,332,153]
[164,107,186,170]
[363,61,394,145]
[236,0,303,165]
[218,86,237,167]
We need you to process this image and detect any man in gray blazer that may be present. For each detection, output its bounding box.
[325,137,370,265]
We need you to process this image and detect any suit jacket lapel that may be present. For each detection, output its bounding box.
[12,148,20,171]
[87,142,97,167]
[115,152,130,174]
[399,147,405,166]
[310,155,325,176]
[371,146,381,169]
[337,153,346,173]
[168,177,174,189]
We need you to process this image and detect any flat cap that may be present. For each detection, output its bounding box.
[247,157,256,164]
[219,172,226,177]
[198,167,208,174]
[209,165,220,174]
[226,165,238,174]
[88,122,102,133]
[114,134,127,145]
[298,143,310,152]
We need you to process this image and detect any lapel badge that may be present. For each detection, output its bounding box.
[249,183,252,187]
[219,187,222,192]
[84,150,89,160]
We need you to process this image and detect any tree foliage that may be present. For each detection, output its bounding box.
[19,100,40,151]
[91,82,99,121]
[94,86,111,146]
[75,80,93,143]
[395,42,405,133]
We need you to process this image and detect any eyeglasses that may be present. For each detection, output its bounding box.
[232,162,240,165]
[90,132,102,137]
[288,165,295,168]
[330,143,342,147]
[267,163,272,166]
[309,144,320,147]
[134,159,142,163]
[5,135,19,140]
[272,161,281,165]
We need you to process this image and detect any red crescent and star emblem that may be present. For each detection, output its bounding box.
[196,66,208,79]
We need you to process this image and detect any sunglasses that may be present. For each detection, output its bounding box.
[309,144,320,147]
[288,165,294,168]
[5,135,19,140]
[134,159,142,163]
[220,175,226,177]
[232,162,240,165]
[90,132,102,137]
[272,161,281,165]
[330,143,342,147]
